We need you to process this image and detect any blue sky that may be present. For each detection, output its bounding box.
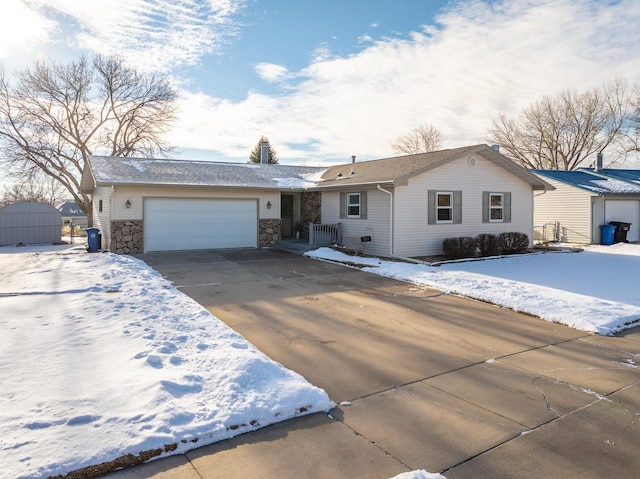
[1,0,640,166]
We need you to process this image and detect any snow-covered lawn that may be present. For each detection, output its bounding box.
[2,242,639,479]
[306,243,640,336]
[0,245,333,479]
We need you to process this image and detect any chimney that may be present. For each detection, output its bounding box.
[351,155,356,175]
[260,141,269,164]
[596,152,603,171]
[490,144,500,152]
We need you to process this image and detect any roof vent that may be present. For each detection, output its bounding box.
[351,155,356,175]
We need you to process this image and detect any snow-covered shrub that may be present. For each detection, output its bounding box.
[442,236,477,258]
[498,232,529,253]
[476,233,501,257]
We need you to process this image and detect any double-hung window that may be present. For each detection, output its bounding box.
[489,193,504,222]
[347,193,361,218]
[340,191,367,219]
[436,192,454,223]
[428,190,461,224]
[482,191,511,223]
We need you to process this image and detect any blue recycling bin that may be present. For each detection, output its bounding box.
[599,224,616,245]
[85,227,101,252]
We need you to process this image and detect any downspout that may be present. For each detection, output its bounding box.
[377,185,394,257]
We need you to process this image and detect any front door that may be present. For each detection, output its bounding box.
[281,194,294,238]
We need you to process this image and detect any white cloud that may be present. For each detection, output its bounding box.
[0,0,56,66]
[171,0,640,163]
[1,0,245,71]
[254,62,290,83]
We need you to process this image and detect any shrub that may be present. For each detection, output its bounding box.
[442,236,477,259]
[476,233,501,257]
[498,232,529,254]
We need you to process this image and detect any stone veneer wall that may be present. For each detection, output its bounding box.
[300,191,321,240]
[259,218,280,247]
[111,220,144,254]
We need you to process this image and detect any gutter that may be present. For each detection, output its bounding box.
[377,185,394,257]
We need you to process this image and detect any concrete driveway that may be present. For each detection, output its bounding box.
[106,248,640,479]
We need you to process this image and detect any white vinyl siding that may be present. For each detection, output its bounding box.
[92,186,113,250]
[532,176,595,244]
[110,186,280,221]
[99,186,279,252]
[394,154,534,257]
[323,188,391,256]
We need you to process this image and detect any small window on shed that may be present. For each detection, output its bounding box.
[98,199,103,212]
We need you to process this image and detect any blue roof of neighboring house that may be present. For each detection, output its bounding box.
[57,200,86,217]
[531,169,640,194]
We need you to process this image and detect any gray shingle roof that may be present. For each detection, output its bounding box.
[82,145,552,193]
[532,169,640,194]
[84,156,328,190]
[317,144,551,190]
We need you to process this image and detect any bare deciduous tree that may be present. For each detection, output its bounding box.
[0,166,67,207]
[627,83,640,153]
[392,122,444,155]
[0,55,178,224]
[487,79,632,170]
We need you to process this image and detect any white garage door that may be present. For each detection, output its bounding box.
[144,198,258,252]
[605,200,640,242]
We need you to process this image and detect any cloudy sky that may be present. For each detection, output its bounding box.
[1,0,639,165]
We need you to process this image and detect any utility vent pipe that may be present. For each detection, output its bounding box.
[351,155,356,175]
[596,152,603,171]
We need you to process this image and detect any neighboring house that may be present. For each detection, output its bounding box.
[57,200,88,228]
[315,144,552,257]
[532,169,640,244]
[80,145,551,256]
[0,202,62,246]
[80,156,326,253]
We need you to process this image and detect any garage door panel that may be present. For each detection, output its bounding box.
[144,198,258,252]
[605,200,640,242]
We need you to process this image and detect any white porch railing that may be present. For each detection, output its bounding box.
[309,223,342,248]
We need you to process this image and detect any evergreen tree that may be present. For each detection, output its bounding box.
[249,136,279,164]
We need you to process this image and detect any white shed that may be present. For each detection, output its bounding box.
[0,202,62,246]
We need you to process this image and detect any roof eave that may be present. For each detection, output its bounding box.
[312,179,397,190]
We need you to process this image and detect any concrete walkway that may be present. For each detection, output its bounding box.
[105,248,640,479]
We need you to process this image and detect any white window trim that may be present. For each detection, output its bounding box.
[489,193,504,222]
[346,193,361,219]
[436,191,454,224]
